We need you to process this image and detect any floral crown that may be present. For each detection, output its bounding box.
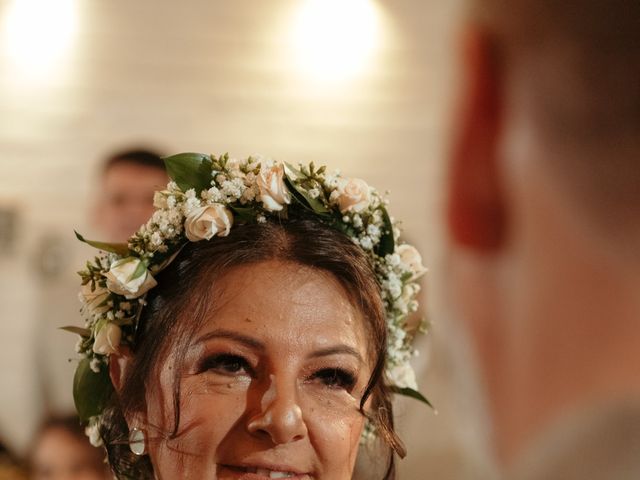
[67,153,430,446]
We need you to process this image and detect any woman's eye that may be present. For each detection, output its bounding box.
[199,354,251,376]
[311,368,357,391]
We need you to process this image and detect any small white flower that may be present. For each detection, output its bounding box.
[93,322,122,355]
[308,187,320,199]
[85,418,103,447]
[89,357,102,373]
[153,191,167,209]
[334,178,371,213]
[184,204,234,241]
[367,224,381,238]
[387,363,418,390]
[397,244,427,279]
[105,257,157,299]
[352,214,363,229]
[360,236,373,250]
[256,214,267,224]
[256,162,291,212]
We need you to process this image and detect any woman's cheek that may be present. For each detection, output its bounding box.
[300,386,365,467]
[146,378,250,478]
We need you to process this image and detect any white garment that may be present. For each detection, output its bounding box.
[509,402,640,480]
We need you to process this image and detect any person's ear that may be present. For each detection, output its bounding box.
[109,347,149,428]
[109,347,132,394]
[447,25,507,252]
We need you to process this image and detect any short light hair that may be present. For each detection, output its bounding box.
[474,0,640,245]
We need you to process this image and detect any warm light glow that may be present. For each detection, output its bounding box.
[290,0,380,84]
[2,0,77,80]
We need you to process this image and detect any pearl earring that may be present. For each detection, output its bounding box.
[128,427,147,456]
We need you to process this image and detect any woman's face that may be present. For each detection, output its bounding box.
[143,260,372,479]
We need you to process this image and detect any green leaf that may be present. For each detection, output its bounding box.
[128,258,149,282]
[375,207,395,257]
[284,174,330,215]
[229,205,257,223]
[60,326,91,338]
[75,231,129,256]
[73,359,114,422]
[163,152,213,193]
[390,386,434,409]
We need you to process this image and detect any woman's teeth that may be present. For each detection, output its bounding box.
[245,467,296,478]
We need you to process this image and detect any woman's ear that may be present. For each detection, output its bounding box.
[447,24,507,253]
[109,347,132,393]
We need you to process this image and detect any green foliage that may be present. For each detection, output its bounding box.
[73,359,114,422]
[75,231,129,256]
[390,386,434,409]
[163,152,213,193]
[60,326,91,338]
[376,207,395,257]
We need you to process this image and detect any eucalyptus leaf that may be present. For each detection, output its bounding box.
[163,152,213,193]
[128,258,149,282]
[284,175,330,215]
[75,231,129,256]
[229,205,257,223]
[390,386,434,409]
[73,359,114,422]
[376,207,395,257]
[60,326,91,338]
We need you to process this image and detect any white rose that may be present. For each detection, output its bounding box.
[335,178,371,213]
[80,283,111,314]
[105,257,157,299]
[92,322,122,355]
[184,204,233,241]
[388,363,418,390]
[397,244,427,279]
[256,162,291,211]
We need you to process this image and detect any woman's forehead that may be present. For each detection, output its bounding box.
[197,260,369,353]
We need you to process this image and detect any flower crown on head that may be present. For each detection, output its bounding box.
[67,153,431,446]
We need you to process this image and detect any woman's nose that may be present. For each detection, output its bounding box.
[246,375,308,445]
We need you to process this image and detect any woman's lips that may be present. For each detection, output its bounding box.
[218,464,312,479]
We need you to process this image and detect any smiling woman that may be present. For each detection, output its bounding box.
[69,153,427,479]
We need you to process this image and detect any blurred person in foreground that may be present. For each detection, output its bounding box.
[29,415,109,480]
[93,149,168,243]
[444,0,640,478]
[0,440,26,480]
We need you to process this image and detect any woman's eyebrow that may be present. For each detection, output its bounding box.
[308,345,363,364]
[195,328,265,350]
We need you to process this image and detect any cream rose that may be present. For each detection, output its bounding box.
[397,244,427,279]
[184,204,233,241]
[80,283,111,315]
[92,323,122,355]
[256,162,291,211]
[335,178,371,213]
[105,257,157,299]
[387,363,418,390]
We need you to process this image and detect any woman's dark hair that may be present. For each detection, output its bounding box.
[100,215,404,479]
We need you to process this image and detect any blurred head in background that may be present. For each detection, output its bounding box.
[445,0,640,474]
[93,148,167,243]
[29,415,109,480]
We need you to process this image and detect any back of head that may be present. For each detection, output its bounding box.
[102,148,165,174]
[476,0,640,254]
